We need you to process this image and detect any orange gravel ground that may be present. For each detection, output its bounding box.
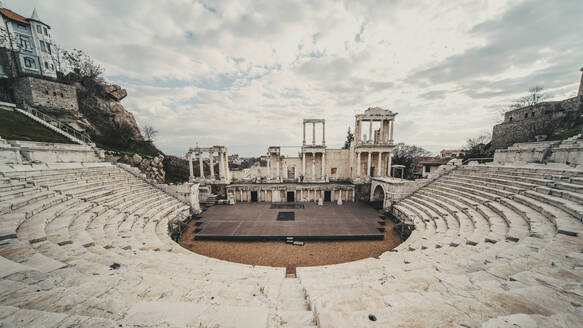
[179,220,402,274]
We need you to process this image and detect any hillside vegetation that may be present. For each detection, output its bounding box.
[0,109,73,144]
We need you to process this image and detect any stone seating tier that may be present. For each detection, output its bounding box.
[0,162,582,327]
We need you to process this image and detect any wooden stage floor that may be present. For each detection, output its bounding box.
[194,202,385,241]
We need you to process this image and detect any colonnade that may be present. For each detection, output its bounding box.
[227,186,355,203]
[355,150,393,179]
[301,151,326,181]
[187,146,230,182]
[303,119,325,146]
[354,117,395,144]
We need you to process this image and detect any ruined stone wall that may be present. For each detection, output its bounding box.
[491,96,583,149]
[325,148,351,180]
[282,157,301,180]
[13,76,78,111]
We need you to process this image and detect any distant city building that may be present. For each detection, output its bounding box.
[0,3,57,79]
[440,149,465,159]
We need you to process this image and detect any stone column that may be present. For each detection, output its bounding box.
[356,151,361,178]
[321,151,326,181]
[369,120,373,142]
[390,119,394,142]
[388,151,393,177]
[276,158,280,181]
[224,152,230,182]
[355,118,360,143]
[337,189,342,205]
[188,152,193,181]
[312,122,316,145]
[189,183,200,213]
[303,122,306,145]
[300,189,303,202]
[352,188,355,202]
[377,152,382,176]
[218,151,224,180]
[367,152,371,177]
[322,121,326,145]
[302,152,306,179]
[199,152,204,178]
[267,154,271,179]
[209,151,215,179]
[379,121,383,144]
[311,152,316,181]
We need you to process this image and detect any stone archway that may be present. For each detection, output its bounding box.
[372,184,385,202]
[369,184,386,209]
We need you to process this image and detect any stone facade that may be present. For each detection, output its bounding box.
[188,107,398,205]
[228,107,397,185]
[226,183,355,203]
[13,76,78,111]
[494,137,583,167]
[491,96,583,149]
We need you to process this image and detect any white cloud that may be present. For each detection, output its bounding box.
[9,0,583,157]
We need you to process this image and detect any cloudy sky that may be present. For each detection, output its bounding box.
[10,0,583,156]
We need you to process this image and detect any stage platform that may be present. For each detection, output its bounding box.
[194,202,385,241]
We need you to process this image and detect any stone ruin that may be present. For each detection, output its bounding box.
[0,105,582,327]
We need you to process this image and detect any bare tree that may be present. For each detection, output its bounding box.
[465,132,492,150]
[62,48,104,80]
[508,86,547,110]
[463,132,493,160]
[52,44,66,76]
[392,143,433,179]
[142,125,159,141]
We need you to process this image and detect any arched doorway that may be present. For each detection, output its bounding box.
[370,185,385,209]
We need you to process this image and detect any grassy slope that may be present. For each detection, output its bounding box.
[0,109,73,144]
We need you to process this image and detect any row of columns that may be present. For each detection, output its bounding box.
[302,121,325,146]
[301,151,325,181]
[188,150,229,181]
[354,118,395,144]
[231,188,355,203]
[355,151,393,179]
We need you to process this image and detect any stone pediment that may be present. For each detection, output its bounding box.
[365,107,391,115]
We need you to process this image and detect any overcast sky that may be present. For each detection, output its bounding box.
[10,0,583,157]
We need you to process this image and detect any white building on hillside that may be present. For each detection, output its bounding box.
[0,3,57,78]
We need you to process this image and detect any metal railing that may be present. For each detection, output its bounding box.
[25,107,92,144]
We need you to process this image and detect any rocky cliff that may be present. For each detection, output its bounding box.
[73,76,152,152]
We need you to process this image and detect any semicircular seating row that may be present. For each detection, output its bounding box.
[297,164,583,327]
[0,162,582,327]
[0,162,305,328]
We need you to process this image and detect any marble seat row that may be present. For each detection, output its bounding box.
[1,161,581,327]
[0,162,291,327]
[297,164,583,327]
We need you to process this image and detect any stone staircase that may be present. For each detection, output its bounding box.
[270,277,316,328]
